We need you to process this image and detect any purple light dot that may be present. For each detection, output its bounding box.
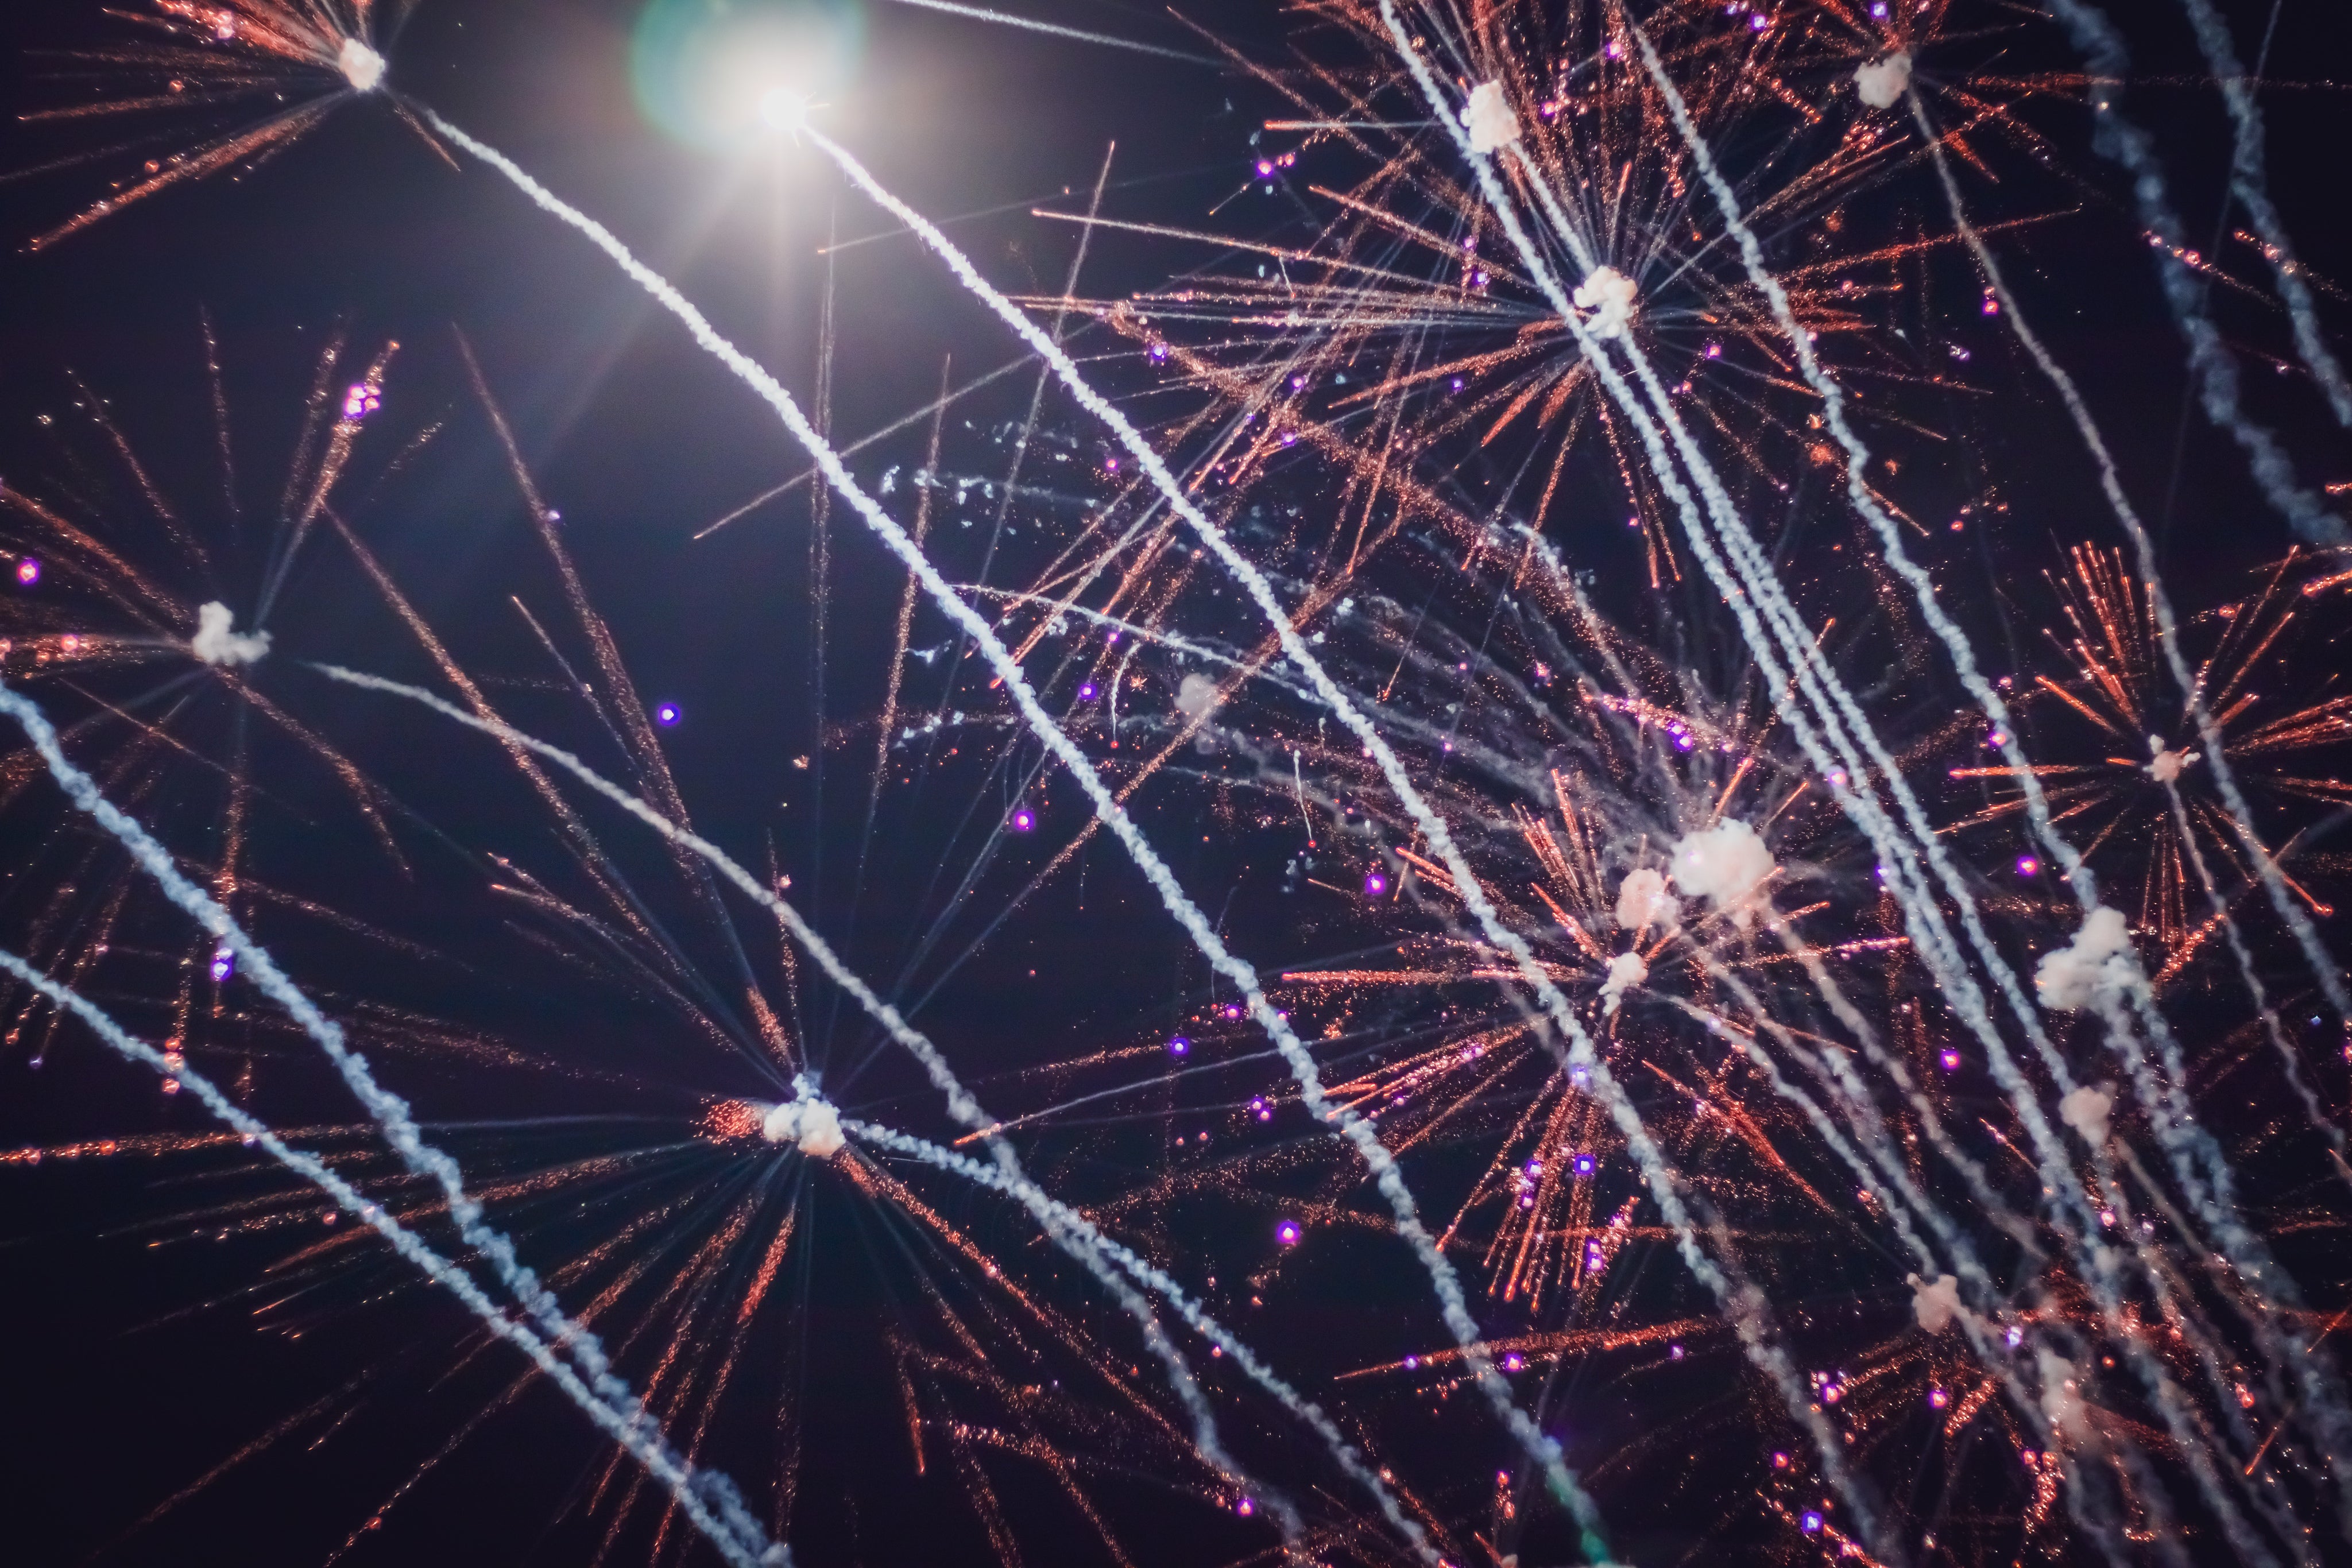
[14,558,38,587]
[1670,1343,1685,1361]
[1010,808,1035,833]
[1276,1221,1301,1246]
[1169,1035,1190,1057]
[1255,160,1274,177]
[1236,1497,1255,1517]
[1574,1155,1595,1176]
[210,945,235,984]
[1929,1388,1949,1409]
[1078,682,1098,700]
[655,703,680,726]
[1801,1512,1823,1534]
[1940,1050,1962,1071]
[1364,872,1387,897]
[1503,1352,1524,1372]
[2016,855,2039,876]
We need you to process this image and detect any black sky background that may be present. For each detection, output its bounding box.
[2,2,2350,1565]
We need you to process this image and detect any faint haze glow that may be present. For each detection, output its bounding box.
[631,0,865,150]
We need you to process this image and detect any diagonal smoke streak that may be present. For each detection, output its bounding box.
[2172,0,2352,425]
[414,101,1624,1554]
[1622,27,2342,1528]
[1361,1,2343,1544]
[1906,89,2352,1051]
[800,113,1881,1553]
[311,661,1488,1557]
[0,684,784,1565]
[0,940,788,1568]
[1904,86,2352,1511]
[2040,0,2346,548]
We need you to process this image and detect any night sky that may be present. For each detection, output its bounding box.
[2,2,2350,1566]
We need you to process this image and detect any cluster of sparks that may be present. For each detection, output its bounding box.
[5,3,2352,1568]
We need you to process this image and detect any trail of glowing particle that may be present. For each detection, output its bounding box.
[2038,0,2345,547]
[418,106,1617,1557]
[319,663,1304,1540]
[310,665,1466,1559]
[1633,20,2302,1304]
[875,0,1220,64]
[1908,92,2352,1041]
[2158,779,2323,1134]
[845,131,1954,1565]
[0,686,784,1567]
[1630,17,2297,1349]
[1908,92,2352,1488]
[2079,1093,2315,1560]
[0,946,787,1568]
[803,123,1812,1551]
[1665,984,2111,1537]
[1482,17,2124,1316]
[1613,26,2339,1515]
[1699,964,2287,1565]
[1624,22,2106,915]
[2173,0,2352,425]
[1367,14,2146,1543]
[844,1118,1438,1561]
[1636,20,2340,1516]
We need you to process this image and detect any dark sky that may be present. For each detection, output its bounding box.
[1,2,2349,1566]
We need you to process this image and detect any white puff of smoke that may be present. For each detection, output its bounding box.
[1908,1272,1963,1334]
[1174,672,1219,723]
[1572,266,1638,339]
[191,602,270,667]
[1461,80,1521,154]
[1852,51,1912,110]
[1669,819,1774,927]
[2058,1084,2114,1147]
[1600,950,1647,1016]
[1614,867,1680,933]
[2146,734,2198,784]
[761,1097,846,1159]
[338,37,386,93]
[2033,906,2135,1012]
[2037,1349,2088,1440]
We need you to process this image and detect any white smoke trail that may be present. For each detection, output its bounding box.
[2157,779,2324,1132]
[1906,90,2352,1043]
[1904,92,2352,1495]
[800,118,1869,1550]
[1363,9,2284,1544]
[413,104,1620,1552]
[1626,20,2283,1287]
[2040,0,2346,548]
[0,944,787,1568]
[1622,25,2348,1518]
[2172,0,2352,425]
[842,1118,1438,1559]
[876,0,1219,65]
[0,687,795,1512]
[311,663,1444,1559]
